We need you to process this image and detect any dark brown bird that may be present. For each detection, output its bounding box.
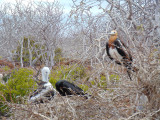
[55,80,90,99]
[106,30,136,80]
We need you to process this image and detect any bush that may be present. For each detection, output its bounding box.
[1,68,37,103]
[54,48,63,64]
[49,65,86,87]
[79,84,89,92]
[90,73,119,89]
[0,68,37,117]
[2,66,10,72]
[0,96,10,117]
[89,73,107,89]
[2,73,11,82]
[98,73,107,88]
[109,74,120,83]
[13,37,46,66]
[0,84,9,117]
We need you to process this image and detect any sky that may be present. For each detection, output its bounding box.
[0,0,74,14]
[0,0,104,15]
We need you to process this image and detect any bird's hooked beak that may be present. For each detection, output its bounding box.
[107,31,115,35]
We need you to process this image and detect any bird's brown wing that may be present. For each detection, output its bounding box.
[30,82,47,98]
[114,39,132,62]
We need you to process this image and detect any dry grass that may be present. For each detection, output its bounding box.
[1,52,160,120]
[3,91,132,120]
[2,75,159,120]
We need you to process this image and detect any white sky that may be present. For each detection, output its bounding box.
[0,0,104,14]
[0,0,73,14]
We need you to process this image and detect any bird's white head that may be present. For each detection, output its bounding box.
[41,67,50,82]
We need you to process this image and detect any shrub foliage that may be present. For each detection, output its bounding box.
[49,64,86,88]
[0,68,37,116]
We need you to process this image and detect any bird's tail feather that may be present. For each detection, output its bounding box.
[127,70,132,81]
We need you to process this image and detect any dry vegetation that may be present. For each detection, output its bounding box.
[2,84,157,120]
[1,55,160,120]
[0,0,160,119]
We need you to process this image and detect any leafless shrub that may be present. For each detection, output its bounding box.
[0,0,160,120]
[0,0,64,67]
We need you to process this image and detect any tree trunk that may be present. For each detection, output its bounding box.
[28,38,32,67]
[20,38,24,68]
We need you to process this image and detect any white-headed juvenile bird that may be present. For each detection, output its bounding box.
[29,67,56,103]
[106,30,137,80]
